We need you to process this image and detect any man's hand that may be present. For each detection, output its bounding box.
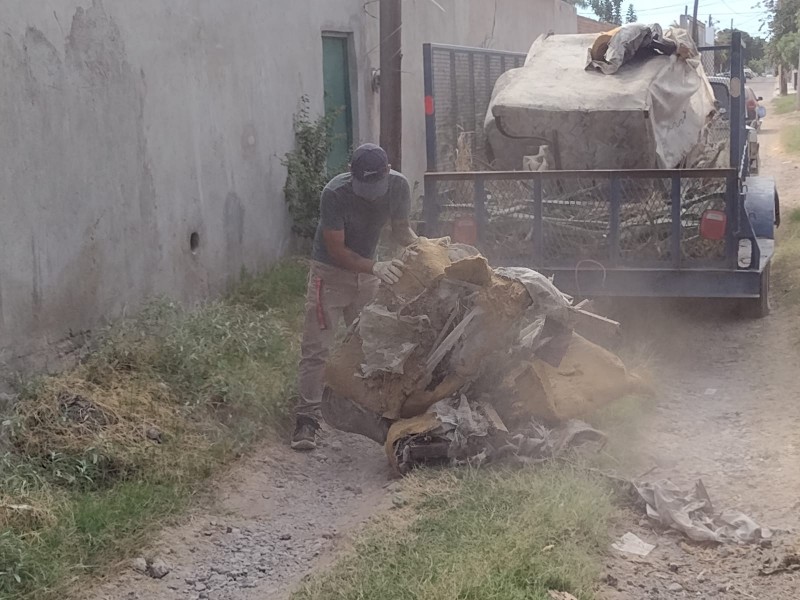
[372,259,406,285]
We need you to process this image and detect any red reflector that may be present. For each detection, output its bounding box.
[747,99,757,109]
[452,216,477,245]
[425,95,435,116]
[700,210,727,241]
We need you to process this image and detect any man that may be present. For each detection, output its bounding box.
[292,143,418,450]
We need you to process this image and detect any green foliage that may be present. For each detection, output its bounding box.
[625,4,637,23]
[282,96,338,239]
[0,261,307,599]
[748,58,768,76]
[774,31,800,71]
[773,94,797,114]
[589,0,623,24]
[764,0,800,74]
[781,120,800,154]
[714,29,767,74]
[295,466,616,600]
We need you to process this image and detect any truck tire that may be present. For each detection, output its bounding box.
[741,264,771,318]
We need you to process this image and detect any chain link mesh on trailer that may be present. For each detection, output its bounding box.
[427,45,525,173]
[428,172,729,266]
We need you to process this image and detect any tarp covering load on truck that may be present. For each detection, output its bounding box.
[322,237,646,473]
[485,27,717,171]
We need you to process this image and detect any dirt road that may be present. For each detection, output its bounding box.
[88,108,800,600]
[601,111,800,598]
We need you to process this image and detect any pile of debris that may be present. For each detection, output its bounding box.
[322,237,645,474]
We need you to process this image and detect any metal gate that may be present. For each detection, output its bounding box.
[423,44,526,174]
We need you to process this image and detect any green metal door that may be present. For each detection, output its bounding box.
[322,35,354,174]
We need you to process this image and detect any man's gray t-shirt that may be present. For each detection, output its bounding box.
[312,170,411,266]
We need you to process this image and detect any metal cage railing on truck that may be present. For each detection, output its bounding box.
[423,44,526,173]
[421,31,773,307]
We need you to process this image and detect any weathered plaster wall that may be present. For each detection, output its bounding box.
[0,0,379,367]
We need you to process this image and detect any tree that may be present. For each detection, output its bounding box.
[714,29,767,74]
[763,0,800,94]
[626,4,637,23]
[589,0,623,24]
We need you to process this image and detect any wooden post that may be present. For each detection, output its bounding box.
[380,0,402,170]
[691,0,699,44]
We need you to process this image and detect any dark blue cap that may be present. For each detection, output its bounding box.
[351,143,390,200]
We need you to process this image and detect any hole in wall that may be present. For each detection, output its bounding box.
[190,232,200,254]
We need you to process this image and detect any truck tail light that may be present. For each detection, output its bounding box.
[700,210,727,240]
[425,95,435,116]
[452,215,478,245]
[747,99,757,110]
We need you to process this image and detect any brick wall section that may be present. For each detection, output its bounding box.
[577,15,615,34]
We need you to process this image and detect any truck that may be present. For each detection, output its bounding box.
[421,30,779,317]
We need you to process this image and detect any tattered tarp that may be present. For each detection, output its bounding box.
[485,30,716,170]
[633,479,774,544]
[586,24,696,75]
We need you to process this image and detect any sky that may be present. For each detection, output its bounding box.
[577,0,770,37]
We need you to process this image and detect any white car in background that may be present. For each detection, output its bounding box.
[708,76,761,174]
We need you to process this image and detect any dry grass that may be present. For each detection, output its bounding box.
[0,260,307,599]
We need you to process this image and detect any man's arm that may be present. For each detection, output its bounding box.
[322,228,375,274]
[390,220,418,247]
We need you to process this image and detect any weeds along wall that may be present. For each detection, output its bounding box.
[0,0,577,371]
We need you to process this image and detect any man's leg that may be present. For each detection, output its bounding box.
[293,263,357,449]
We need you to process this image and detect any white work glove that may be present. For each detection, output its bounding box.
[372,259,405,285]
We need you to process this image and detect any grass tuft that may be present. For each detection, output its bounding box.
[295,465,615,600]
[772,95,797,115]
[773,207,800,308]
[0,260,307,599]
[780,122,800,155]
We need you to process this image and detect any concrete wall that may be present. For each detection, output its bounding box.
[0,0,380,368]
[400,0,577,195]
[0,0,574,370]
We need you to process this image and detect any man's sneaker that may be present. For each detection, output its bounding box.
[291,417,320,450]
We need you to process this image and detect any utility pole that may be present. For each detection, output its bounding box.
[691,0,699,44]
[380,0,402,170]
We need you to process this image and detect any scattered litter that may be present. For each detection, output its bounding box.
[759,550,800,576]
[131,557,148,574]
[612,532,656,557]
[147,557,171,579]
[632,479,774,544]
[391,494,408,508]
